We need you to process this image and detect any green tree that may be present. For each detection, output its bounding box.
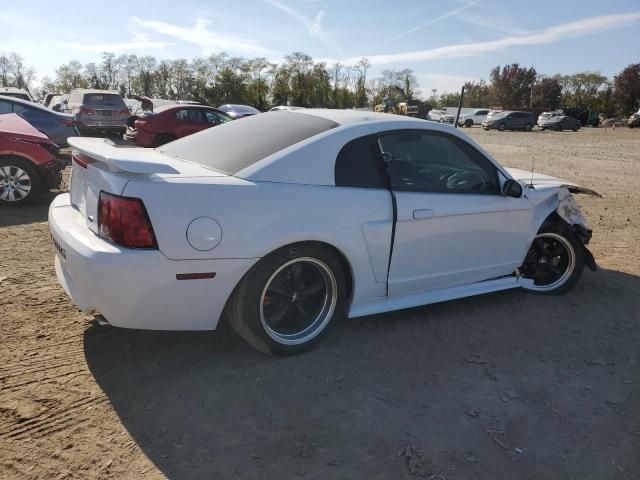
[613,63,640,115]
[489,63,537,108]
[533,77,563,109]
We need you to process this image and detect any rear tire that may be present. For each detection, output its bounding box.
[520,221,585,295]
[0,156,41,205]
[524,123,532,131]
[226,243,346,355]
[153,134,176,148]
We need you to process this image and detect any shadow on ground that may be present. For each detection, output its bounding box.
[0,192,60,227]
[84,269,640,480]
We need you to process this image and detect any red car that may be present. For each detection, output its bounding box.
[126,104,232,148]
[0,113,64,204]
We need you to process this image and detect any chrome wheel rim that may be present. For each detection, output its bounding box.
[259,257,337,345]
[0,165,32,202]
[520,233,576,291]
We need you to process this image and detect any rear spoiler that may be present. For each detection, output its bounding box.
[68,137,180,174]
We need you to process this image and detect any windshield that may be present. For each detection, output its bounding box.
[159,111,338,175]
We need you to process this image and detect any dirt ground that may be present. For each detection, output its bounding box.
[1,127,639,480]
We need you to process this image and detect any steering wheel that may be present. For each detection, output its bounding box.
[440,171,487,192]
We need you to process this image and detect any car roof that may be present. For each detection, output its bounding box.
[155,104,222,113]
[70,89,121,95]
[0,86,30,94]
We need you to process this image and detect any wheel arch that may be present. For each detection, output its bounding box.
[219,239,355,329]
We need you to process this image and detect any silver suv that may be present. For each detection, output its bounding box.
[63,89,129,135]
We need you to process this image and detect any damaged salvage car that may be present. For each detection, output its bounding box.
[48,110,599,355]
[1,113,64,204]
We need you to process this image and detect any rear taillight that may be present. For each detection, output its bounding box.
[79,107,95,115]
[98,192,157,249]
[119,108,130,115]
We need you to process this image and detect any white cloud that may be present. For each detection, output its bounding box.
[60,34,172,53]
[265,0,343,56]
[330,12,640,66]
[131,17,275,56]
[377,0,481,47]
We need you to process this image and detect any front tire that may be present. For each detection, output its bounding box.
[520,221,585,295]
[464,119,473,128]
[226,243,346,355]
[0,157,40,205]
[498,123,506,131]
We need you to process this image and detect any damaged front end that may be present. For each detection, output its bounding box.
[554,187,598,271]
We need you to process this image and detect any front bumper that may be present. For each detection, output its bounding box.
[49,194,257,330]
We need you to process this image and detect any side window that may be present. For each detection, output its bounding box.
[12,103,28,114]
[335,135,385,189]
[204,110,229,124]
[0,100,12,114]
[175,109,202,122]
[377,130,500,194]
[477,110,489,116]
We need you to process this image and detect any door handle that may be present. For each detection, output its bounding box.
[413,209,434,219]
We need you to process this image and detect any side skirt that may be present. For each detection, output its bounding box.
[348,276,529,318]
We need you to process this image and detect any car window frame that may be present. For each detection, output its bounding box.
[375,128,502,196]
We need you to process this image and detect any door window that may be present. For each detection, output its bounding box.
[175,109,202,122]
[378,130,500,194]
[0,100,12,114]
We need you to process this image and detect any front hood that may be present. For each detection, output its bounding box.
[505,167,601,197]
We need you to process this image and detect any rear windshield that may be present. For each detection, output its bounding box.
[83,94,125,107]
[158,111,338,175]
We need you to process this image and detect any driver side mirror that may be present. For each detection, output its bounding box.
[502,179,523,198]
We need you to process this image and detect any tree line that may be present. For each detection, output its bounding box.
[1,51,638,116]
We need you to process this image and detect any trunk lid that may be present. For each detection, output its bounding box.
[67,137,226,233]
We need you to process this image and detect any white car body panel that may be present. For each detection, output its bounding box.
[49,109,597,331]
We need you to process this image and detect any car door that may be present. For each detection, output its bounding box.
[377,129,535,297]
[475,110,489,124]
[173,108,205,137]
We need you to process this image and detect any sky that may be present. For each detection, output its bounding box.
[2,0,639,97]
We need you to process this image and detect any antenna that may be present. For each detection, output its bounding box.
[530,155,535,187]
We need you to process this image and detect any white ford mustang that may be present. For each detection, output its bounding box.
[49,109,599,355]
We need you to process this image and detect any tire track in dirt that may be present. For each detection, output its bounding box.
[0,394,108,440]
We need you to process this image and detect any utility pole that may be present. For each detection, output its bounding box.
[455,85,465,128]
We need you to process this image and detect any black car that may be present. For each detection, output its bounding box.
[482,111,534,131]
[538,114,581,131]
[0,95,79,147]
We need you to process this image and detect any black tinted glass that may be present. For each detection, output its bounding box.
[335,136,384,188]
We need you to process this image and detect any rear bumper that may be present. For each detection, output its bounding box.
[49,194,257,330]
